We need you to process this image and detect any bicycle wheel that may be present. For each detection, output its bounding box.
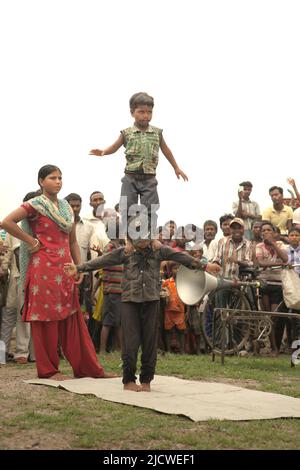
[200,287,252,354]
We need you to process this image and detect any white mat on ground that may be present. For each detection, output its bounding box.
[25,375,300,422]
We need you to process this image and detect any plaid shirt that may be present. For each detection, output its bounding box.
[121,125,162,174]
[213,236,253,279]
[102,242,124,294]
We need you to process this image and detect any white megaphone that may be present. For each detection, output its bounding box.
[176,265,234,305]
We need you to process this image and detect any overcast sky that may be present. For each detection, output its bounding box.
[1,0,299,232]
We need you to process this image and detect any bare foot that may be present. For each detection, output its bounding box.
[48,372,70,381]
[123,382,143,392]
[102,371,119,378]
[140,383,151,392]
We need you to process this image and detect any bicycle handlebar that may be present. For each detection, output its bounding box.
[269,263,300,271]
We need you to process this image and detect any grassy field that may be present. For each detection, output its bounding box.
[0,352,299,450]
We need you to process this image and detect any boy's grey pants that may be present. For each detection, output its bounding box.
[121,300,159,384]
[120,174,159,237]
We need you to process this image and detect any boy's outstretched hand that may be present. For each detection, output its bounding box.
[206,263,221,275]
[64,263,78,277]
[89,149,105,156]
[175,167,188,181]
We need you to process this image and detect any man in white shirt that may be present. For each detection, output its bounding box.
[65,193,98,263]
[83,191,110,257]
[200,220,218,261]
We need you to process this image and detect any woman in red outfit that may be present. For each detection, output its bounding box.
[2,164,114,380]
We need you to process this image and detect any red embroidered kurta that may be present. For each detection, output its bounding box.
[22,203,78,322]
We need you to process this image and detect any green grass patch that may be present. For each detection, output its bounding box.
[1,352,300,449]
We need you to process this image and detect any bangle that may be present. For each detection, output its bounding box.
[28,238,39,252]
[32,238,39,248]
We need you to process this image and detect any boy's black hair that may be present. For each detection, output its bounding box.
[269,186,283,195]
[288,226,300,235]
[65,193,82,203]
[219,213,234,226]
[251,219,262,229]
[240,181,253,188]
[129,92,154,110]
[260,220,275,231]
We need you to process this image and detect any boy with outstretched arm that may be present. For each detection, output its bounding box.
[64,237,220,392]
[89,92,188,236]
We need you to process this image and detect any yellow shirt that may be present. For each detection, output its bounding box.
[262,205,293,234]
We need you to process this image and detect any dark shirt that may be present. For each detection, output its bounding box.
[77,245,207,303]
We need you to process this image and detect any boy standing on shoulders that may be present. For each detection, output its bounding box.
[89,92,188,236]
[64,230,220,392]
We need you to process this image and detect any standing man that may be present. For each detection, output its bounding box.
[65,193,98,263]
[84,191,110,256]
[262,186,293,240]
[200,220,218,261]
[213,218,253,279]
[232,181,261,240]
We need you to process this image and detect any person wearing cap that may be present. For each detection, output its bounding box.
[212,217,253,279]
[64,233,220,392]
[232,181,261,240]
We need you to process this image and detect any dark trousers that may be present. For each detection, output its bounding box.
[120,175,159,237]
[121,300,159,384]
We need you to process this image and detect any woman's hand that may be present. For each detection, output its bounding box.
[28,238,41,254]
[64,263,78,277]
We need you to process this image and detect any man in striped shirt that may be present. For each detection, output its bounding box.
[100,237,125,354]
[213,218,253,279]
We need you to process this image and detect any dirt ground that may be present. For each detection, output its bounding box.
[0,362,81,450]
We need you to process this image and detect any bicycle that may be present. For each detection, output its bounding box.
[206,264,300,363]
[200,267,262,354]
[271,264,300,353]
